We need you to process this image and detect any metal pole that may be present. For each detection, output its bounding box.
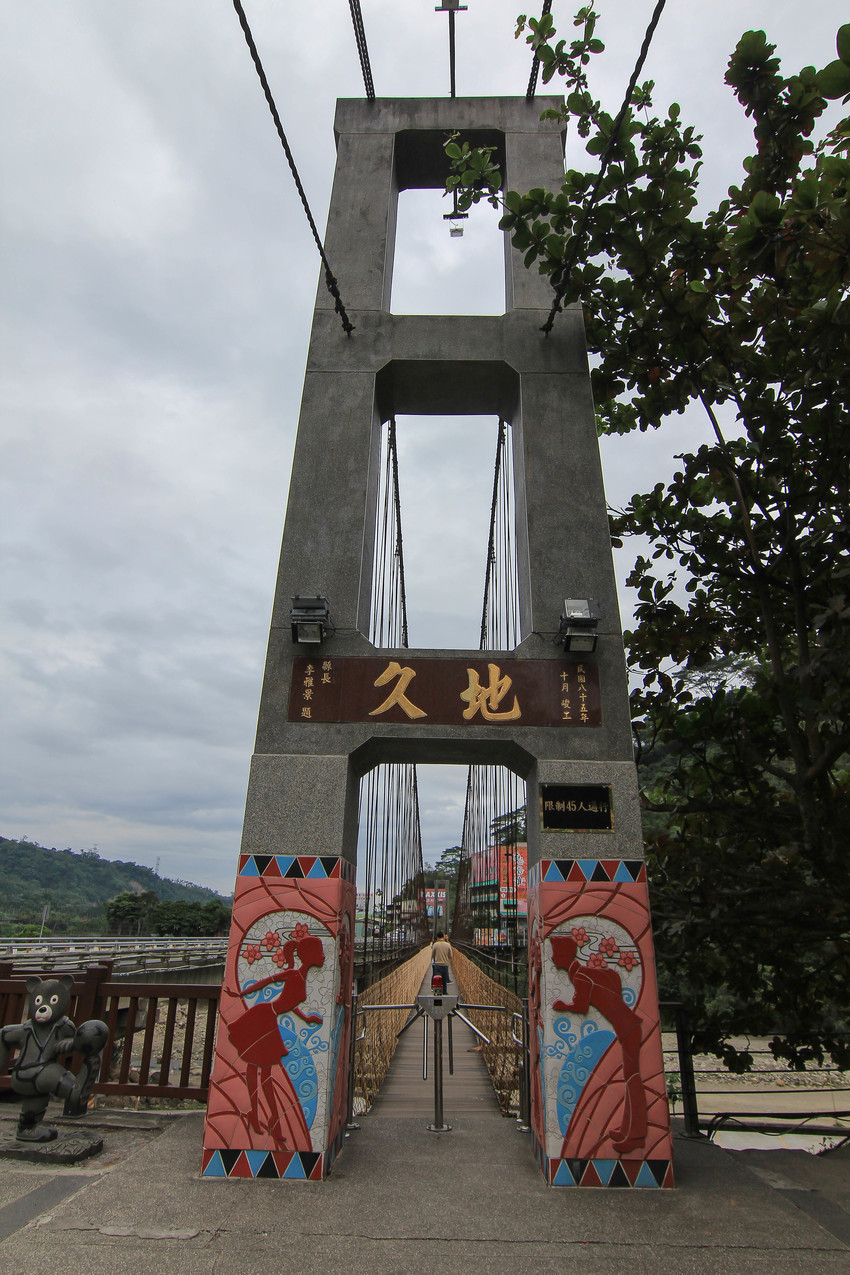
[428,1015,451,1132]
[519,998,531,1131]
[672,1002,703,1137]
[434,1016,444,1127]
[448,9,456,98]
[346,993,361,1130]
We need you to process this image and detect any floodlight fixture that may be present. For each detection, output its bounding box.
[290,596,332,645]
[558,598,601,654]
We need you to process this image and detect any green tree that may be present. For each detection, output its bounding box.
[423,846,464,928]
[150,898,231,937]
[105,890,158,936]
[447,10,850,1068]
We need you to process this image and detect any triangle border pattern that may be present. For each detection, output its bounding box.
[237,854,355,884]
[546,1153,673,1188]
[532,858,647,887]
[201,1148,325,1181]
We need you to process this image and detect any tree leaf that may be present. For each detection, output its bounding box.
[818,59,850,99]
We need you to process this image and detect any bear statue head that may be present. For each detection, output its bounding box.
[26,974,74,1025]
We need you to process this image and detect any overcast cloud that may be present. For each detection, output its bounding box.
[1,1,844,894]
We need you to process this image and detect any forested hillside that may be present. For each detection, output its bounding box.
[0,835,230,936]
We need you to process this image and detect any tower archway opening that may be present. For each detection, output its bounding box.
[390,188,506,317]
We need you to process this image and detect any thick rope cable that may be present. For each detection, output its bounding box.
[231,0,355,335]
[540,0,668,335]
[525,0,554,100]
[348,0,376,100]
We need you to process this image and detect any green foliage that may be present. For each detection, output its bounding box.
[818,24,850,102]
[104,890,231,937]
[149,898,231,937]
[446,8,850,1069]
[423,845,464,922]
[0,836,230,936]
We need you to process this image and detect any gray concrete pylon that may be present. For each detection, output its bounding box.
[203,97,674,1186]
[247,97,642,873]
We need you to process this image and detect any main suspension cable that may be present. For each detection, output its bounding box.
[348,0,376,99]
[541,0,668,335]
[525,0,553,100]
[231,0,355,335]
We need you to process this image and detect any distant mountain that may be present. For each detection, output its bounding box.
[0,835,230,934]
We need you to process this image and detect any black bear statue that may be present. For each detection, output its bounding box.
[0,974,109,1142]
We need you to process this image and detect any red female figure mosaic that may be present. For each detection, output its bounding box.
[202,863,355,1178]
[228,924,326,1147]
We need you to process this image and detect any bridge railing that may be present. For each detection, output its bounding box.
[0,937,228,975]
[0,961,220,1104]
[449,947,523,1116]
[352,946,432,1114]
[660,1002,850,1141]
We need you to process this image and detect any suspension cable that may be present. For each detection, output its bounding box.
[359,417,425,972]
[388,420,410,648]
[479,420,505,649]
[525,0,553,100]
[231,0,355,335]
[540,0,668,335]
[348,0,375,100]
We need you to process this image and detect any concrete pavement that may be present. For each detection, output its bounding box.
[0,1104,849,1273]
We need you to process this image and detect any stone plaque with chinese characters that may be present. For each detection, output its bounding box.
[540,784,613,830]
[288,657,601,727]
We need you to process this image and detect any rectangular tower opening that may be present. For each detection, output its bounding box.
[355,761,528,961]
[376,413,504,650]
[390,189,506,316]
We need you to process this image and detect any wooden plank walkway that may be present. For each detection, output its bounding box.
[368,968,501,1119]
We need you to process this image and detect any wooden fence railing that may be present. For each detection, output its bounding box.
[450,948,523,1115]
[0,961,220,1103]
[352,947,432,1114]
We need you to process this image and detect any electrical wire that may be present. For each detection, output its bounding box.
[231,0,355,335]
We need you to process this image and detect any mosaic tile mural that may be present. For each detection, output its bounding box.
[202,860,355,1179]
[527,859,674,1187]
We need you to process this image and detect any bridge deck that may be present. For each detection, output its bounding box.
[368,968,501,1120]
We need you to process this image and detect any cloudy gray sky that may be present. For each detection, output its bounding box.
[1,1,844,895]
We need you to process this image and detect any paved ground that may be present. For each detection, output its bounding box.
[0,1102,848,1274]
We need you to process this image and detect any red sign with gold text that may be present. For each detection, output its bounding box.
[288,657,600,727]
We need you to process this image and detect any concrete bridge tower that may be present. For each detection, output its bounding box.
[202,96,674,1188]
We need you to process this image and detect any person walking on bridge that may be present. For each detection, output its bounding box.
[431,932,452,994]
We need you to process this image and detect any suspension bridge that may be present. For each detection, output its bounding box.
[4,9,850,1269]
[197,71,675,1189]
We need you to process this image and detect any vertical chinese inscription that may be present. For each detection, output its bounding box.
[559,663,592,724]
[298,659,335,720]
